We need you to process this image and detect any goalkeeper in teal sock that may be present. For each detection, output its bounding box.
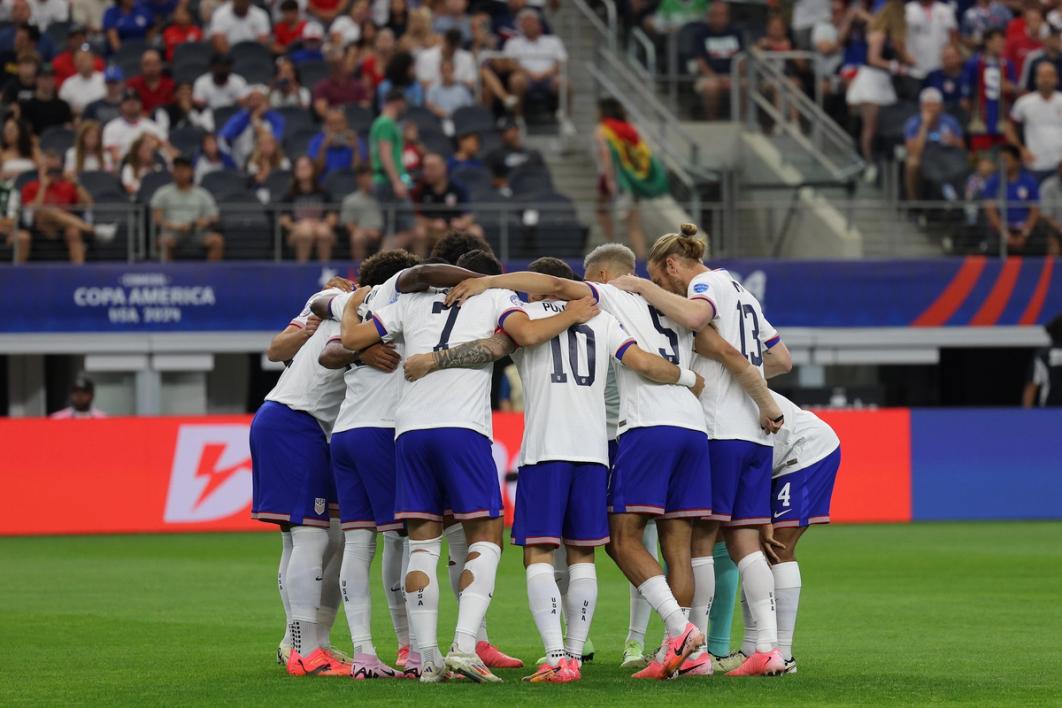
[708,541,743,670]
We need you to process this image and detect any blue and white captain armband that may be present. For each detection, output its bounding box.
[678,368,697,388]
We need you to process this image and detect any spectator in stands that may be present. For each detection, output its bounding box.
[0,174,29,262]
[151,154,224,261]
[694,1,743,121]
[961,0,1011,50]
[103,89,167,164]
[269,57,311,108]
[312,47,371,117]
[120,132,164,194]
[848,0,914,182]
[792,0,832,50]
[1007,62,1062,182]
[20,62,72,132]
[486,115,541,181]
[645,0,708,35]
[1037,163,1062,254]
[384,0,409,39]
[809,0,850,115]
[52,25,101,87]
[371,88,413,245]
[400,120,424,178]
[84,66,126,126]
[20,150,118,263]
[1020,26,1062,93]
[0,116,37,181]
[308,107,361,178]
[426,58,474,119]
[2,51,40,105]
[447,131,483,172]
[219,84,285,166]
[412,152,482,255]
[340,163,383,259]
[155,81,210,133]
[58,45,106,115]
[1023,314,1062,406]
[281,154,336,261]
[128,48,175,114]
[162,3,203,61]
[0,1,56,60]
[50,376,108,419]
[65,120,113,176]
[103,0,156,54]
[983,144,1045,255]
[378,50,423,107]
[193,53,248,110]
[923,43,965,110]
[417,27,476,91]
[193,131,236,182]
[247,129,290,187]
[504,9,568,118]
[470,9,498,56]
[903,87,964,200]
[21,0,69,31]
[1005,6,1045,82]
[433,0,471,43]
[209,0,271,54]
[962,28,1016,153]
[272,0,306,54]
[905,0,957,79]
[362,27,396,90]
[330,0,372,48]
[307,0,343,25]
[72,0,110,35]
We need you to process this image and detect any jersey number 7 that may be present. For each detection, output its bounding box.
[432,301,462,351]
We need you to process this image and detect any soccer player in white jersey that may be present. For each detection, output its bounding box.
[612,225,794,677]
[251,278,356,677]
[447,244,713,680]
[406,257,703,683]
[341,249,599,683]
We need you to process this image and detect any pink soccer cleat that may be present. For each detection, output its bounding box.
[522,662,577,684]
[562,657,582,681]
[660,623,705,676]
[726,649,786,677]
[401,650,422,680]
[476,640,524,668]
[631,659,671,680]
[395,645,410,669]
[286,648,352,677]
[351,653,402,680]
[676,652,714,677]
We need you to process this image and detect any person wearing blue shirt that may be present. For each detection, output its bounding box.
[103,0,156,54]
[0,22,57,61]
[308,108,363,178]
[218,85,286,167]
[983,144,1044,255]
[904,87,965,200]
[922,44,965,109]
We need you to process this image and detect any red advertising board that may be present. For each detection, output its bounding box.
[0,411,899,536]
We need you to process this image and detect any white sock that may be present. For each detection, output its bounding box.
[405,536,442,667]
[339,529,377,656]
[444,523,468,600]
[554,545,569,625]
[453,541,501,654]
[317,519,343,648]
[740,591,757,656]
[691,556,715,642]
[287,526,329,655]
[526,562,565,666]
[772,561,801,661]
[737,551,777,652]
[626,521,659,644]
[381,531,409,647]
[637,574,687,636]
[278,531,293,647]
[564,563,597,659]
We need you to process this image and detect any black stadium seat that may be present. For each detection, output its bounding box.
[114,39,149,79]
[283,127,318,157]
[323,167,358,201]
[211,105,241,132]
[344,104,374,134]
[261,169,293,202]
[169,125,205,157]
[420,131,453,158]
[403,105,444,137]
[79,171,126,200]
[452,105,495,136]
[452,165,492,195]
[136,170,173,204]
[509,163,554,196]
[40,126,75,155]
[201,169,249,199]
[299,60,330,91]
[275,105,315,134]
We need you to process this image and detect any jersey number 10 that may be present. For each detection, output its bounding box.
[549,325,597,387]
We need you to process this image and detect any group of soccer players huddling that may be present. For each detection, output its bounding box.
[249,223,842,684]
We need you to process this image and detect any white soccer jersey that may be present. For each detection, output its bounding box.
[604,365,620,442]
[689,269,781,444]
[589,282,705,435]
[264,288,347,430]
[770,392,840,479]
[330,271,406,434]
[510,301,635,466]
[372,287,521,438]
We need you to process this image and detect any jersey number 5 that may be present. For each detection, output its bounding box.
[549,325,597,387]
[648,305,680,364]
[431,301,461,351]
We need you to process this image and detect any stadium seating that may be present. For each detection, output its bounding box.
[40,127,75,156]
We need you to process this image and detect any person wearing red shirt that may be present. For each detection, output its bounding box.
[1006,6,1046,80]
[20,150,117,264]
[308,0,342,24]
[162,4,204,61]
[52,25,103,88]
[127,49,175,114]
[273,0,306,53]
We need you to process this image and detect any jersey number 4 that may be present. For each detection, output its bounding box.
[431,301,461,351]
[549,325,597,387]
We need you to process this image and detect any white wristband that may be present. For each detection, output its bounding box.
[678,368,697,388]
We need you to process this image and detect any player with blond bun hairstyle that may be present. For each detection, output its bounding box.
[611,223,794,677]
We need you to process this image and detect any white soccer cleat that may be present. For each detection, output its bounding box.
[711,651,747,674]
[418,660,448,684]
[783,657,798,674]
[444,650,503,683]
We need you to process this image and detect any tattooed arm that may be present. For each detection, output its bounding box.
[402,333,517,381]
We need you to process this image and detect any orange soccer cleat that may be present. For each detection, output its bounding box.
[726,649,786,677]
[394,645,410,669]
[286,648,352,677]
[476,640,524,668]
[631,658,671,680]
[522,662,578,684]
[660,623,705,676]
[562,657,582,681]
[676,652,713,678]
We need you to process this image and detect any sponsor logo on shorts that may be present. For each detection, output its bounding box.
[163,425,252,523]
[773,509,792,519]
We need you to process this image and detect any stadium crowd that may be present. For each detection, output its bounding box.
[0,0,568,263]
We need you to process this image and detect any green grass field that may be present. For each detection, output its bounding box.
[1,522,1059,706]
